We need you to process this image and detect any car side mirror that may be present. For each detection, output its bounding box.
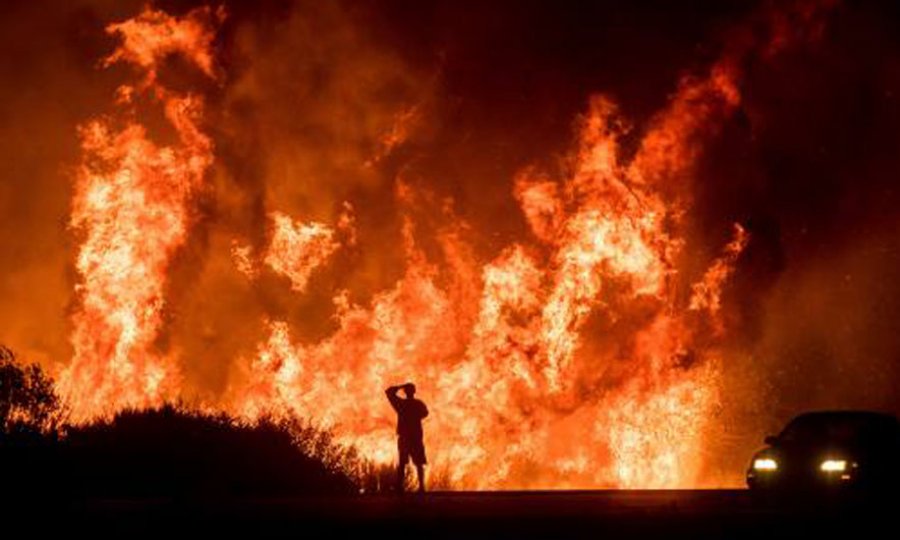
[764,435,778,446]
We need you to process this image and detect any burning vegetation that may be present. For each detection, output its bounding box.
[9,0,900,491]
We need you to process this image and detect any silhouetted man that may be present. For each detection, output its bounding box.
[385,382,428,493]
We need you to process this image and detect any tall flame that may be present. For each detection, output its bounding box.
[59,7,221,421]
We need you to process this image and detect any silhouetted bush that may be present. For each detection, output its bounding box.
[0,346,66,498]
[62,405,359,497]
[0,345,63,439]
[1,345,445,498]
[0,345,365,499]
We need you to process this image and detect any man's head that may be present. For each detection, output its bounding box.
[403,383,416,398]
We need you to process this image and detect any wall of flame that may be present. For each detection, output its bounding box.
[6,0,900,489]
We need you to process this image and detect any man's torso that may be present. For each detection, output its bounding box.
[396,398,426,440]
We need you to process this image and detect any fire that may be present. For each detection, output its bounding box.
[690,224,750,318]
[264,212,340,292]
[54,3,836,488]
[59,7,222,421]
[227,77,740,488]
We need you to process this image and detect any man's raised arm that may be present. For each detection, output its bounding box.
[385,385,402,411]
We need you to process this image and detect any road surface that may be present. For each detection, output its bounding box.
[29,490,899,537]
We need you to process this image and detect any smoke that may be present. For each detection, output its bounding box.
[165,0,437,400]
[687,0,900,477]
[0,1,131,369]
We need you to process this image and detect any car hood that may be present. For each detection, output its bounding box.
[760,441,871,463]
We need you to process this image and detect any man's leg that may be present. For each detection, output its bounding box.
[415,463,426,493]
[397,461,406,493]
[397,439,408,493]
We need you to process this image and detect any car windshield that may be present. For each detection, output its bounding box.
[778,413,899,446]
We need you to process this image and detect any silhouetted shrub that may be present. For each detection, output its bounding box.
[0,346,63,439]
[0,346,66,498]
[63,405,359,497]
[0,345,393,499]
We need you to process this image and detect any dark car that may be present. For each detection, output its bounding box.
[747,410,900,493]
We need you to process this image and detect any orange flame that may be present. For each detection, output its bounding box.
[690,224,750,317]
[59,7,221,421]
[264,212,341,292]
[57,3,836,488]
[227,61,747,488]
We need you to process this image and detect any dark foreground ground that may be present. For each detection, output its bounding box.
[13,489,900,538]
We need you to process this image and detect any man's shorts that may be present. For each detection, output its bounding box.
[398,437,427,465]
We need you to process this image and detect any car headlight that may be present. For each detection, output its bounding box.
[753,458,778,471]
[820,459,847,472]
